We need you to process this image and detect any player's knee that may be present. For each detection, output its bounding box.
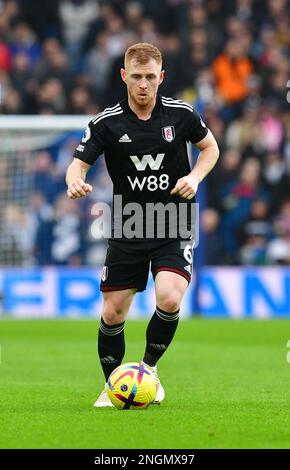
[102,303,126,325]
[157,291,181,313]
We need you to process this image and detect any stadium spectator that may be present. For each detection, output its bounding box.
[201,208,226,265]
[220,157,268,259]
[207,148,242,211]
[239,198,272,265]
[59,0,99,71]
[0,204,31,265]
[225,96,264,154]
[35,193,85,265]
[188,3,223,58]
[262,151,290,213]
[0,41,12,71]
[34,38,73,90]
[83,30,113,105]
[212,38,254,118]
[9,22,41,66]
[34,151,63,202]
[267,206,290,265]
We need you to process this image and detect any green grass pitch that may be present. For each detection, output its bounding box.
[0,318,289,449]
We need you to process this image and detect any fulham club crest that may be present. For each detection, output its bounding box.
[162,126,175,142]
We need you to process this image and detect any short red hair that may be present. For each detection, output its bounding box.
[124,43,162,67]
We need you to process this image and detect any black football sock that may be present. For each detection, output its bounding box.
[143,306,180,367]
[98,317,125,381]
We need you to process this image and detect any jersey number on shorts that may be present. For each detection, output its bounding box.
[183,244,193,264]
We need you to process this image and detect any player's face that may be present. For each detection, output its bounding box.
[121,58,164,107]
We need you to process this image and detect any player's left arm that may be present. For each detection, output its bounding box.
[170,130,219,200]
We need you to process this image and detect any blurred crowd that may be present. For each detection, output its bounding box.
[0,0,290,266]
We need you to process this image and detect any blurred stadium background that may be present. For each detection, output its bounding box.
[0,0,289,318]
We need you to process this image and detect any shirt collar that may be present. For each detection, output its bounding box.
[122,94,161,120]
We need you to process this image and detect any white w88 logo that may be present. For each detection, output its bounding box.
[127,174,169,191]
[128,153,169,191]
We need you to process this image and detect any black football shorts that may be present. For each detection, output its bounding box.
[100,238,193,292]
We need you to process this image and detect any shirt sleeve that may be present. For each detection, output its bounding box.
[74,120,105,165]
[184,108,208,144]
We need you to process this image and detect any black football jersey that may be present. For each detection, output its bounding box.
[74,95,208,239]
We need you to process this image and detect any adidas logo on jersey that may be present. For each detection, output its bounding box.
[119,134,132,142]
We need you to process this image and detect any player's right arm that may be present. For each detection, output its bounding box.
[66,158,92,199]
[66,119,106,199]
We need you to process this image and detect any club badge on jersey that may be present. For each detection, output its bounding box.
[162,126,175,143]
